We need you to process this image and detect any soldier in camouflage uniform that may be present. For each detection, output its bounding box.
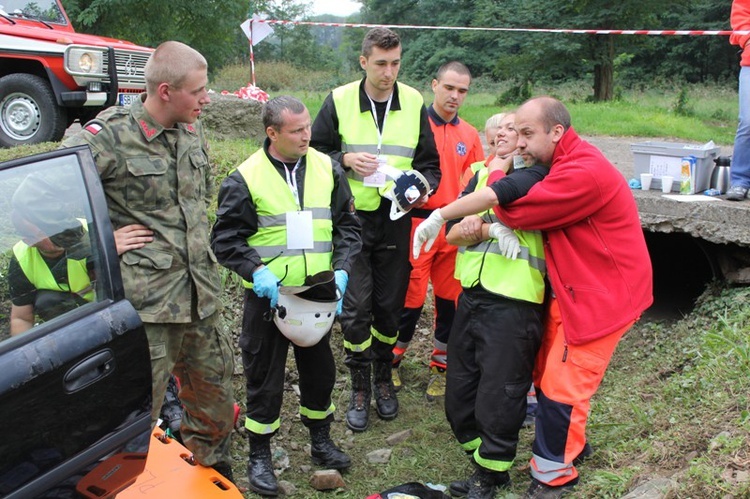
[62,41,236,481]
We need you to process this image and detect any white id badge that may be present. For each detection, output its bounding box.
[363,155,388,187]
[513,155,527,169]
[286,211,314,249]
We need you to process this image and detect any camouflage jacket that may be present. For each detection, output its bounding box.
[63,98,221,323]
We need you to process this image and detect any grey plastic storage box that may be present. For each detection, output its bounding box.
[630,141,720,193]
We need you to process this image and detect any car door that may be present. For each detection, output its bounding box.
[0,145,152,498]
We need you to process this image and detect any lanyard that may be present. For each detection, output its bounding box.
[367,91,393,155]
[282,158,302,209]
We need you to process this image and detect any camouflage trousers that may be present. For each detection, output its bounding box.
[145,313,235,466]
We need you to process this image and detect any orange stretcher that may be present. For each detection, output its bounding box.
[116,430,243,498]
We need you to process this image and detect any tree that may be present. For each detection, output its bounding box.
[629,1,735,85]
[62,0,250,71]
[470,0,734,100]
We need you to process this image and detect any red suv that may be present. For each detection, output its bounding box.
[0,0,152,147]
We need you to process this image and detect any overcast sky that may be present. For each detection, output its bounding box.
[310,0,360,17]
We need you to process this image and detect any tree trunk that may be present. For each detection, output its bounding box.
[593,36,615,101]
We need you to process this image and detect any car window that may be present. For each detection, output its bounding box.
[0,0,67,24]
[0,147,151,499]
[0,153,104,341]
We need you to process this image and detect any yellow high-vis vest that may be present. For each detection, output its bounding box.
[332,81,423,211]
[455,168,546,304]
[13,241,94,302]
[237,147,334,288]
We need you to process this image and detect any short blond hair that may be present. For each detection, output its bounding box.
[484,113,507,132]
[144,41,207,94]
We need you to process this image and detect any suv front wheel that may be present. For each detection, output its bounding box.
[0,73,67,147]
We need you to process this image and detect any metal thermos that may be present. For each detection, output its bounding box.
[710,156,731,194]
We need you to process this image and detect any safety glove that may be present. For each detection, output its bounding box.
[488,222,521,260]
[412,209,445,259]
[334,269,348,316]
[252,266,280,307]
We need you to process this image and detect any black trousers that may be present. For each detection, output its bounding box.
[339,202,412,368]
[240,290,336,433]
[445,287,544,468]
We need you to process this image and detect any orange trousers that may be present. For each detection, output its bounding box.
[404,218,462,310]
[529,297,634,486]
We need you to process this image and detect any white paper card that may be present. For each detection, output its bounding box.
[286,211,314,249]
[661,194,721,203]
[648,155,682,179]
[363,171,386,187]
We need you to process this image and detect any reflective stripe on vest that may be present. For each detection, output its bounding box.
[12,241,94,302]
[237,147,334,288]
[455,168,546,304]
[332,81,423,211]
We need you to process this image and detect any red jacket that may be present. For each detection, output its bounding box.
[489,127,653,345]
[732,0,750,66]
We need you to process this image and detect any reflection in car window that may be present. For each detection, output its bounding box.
[0,0,66,24]
[0,155,100,340]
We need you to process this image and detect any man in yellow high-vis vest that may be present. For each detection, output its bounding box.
[212,96,362,496]
[8,199,93,336]
[311,27,441,433]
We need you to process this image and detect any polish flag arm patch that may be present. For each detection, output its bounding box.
[84,123,103,135]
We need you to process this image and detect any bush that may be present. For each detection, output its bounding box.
[671,86,695,117]
[495,80,533,106]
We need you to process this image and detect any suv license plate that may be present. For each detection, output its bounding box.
[118,93,140,106]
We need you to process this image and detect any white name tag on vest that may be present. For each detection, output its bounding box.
[286,211,314,249]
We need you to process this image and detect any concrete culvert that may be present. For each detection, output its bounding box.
[643,231,719,319]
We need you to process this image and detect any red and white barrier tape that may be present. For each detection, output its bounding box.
[253,19,750,36]
[220,84,269,103]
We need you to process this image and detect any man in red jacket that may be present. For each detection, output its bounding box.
[393,61,484,400]
[412,96,653,497]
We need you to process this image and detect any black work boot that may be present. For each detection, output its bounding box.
[346,365,371,432]
[373,361,399,420]
[247,435,278,496]
[310,424,351,470]
[346,366,372,431]
[452,467,511,497]
[449,478,470,497]
[467,467,510,499]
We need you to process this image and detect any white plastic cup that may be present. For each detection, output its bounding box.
[661,175,674,193]
[640,173,653,190]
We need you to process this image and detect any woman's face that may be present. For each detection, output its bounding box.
[494,113,518,157]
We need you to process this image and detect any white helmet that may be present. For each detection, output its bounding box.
[273,270,340,347]
[382,169,431,220]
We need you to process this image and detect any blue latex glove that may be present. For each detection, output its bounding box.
[252,266,280,307]
[334,269,348,316]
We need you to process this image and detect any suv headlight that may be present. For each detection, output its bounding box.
[65,47,106,76]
